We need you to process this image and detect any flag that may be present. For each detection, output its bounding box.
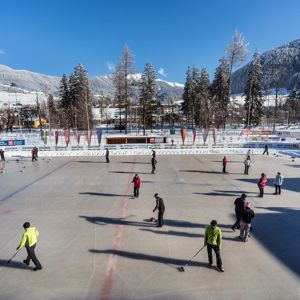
[55,129,59,146]
[74,130,81,145]
[203,129,209,143]
[212,128,217,144]
[86,130,92,147]
[43,130,47,144]
[192,128,196,144]
[181,127,186,144]
[96,128,102,145]
[64,130,71,146]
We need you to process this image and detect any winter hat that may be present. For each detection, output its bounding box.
[23,222,30,229]
[241,193,247,199]
[154,193,158,197]
[244,201,251,208]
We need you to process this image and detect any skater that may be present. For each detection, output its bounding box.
[16,222,42,271]
[244,156,251,175]
[105,148,110,163]
[273,172,284,195]
[153,193,165,227]
[32,147,38,162]
[239,201,255,242]
[204,220,224,272]
[151,156,157,174]
[0,148,5,161]
[231,193,247,231]
[258,173,267,197]
[263,144,269,155]
[222,156,227,173]
[131,173,141,198]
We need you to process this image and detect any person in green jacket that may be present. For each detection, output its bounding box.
[204,220,224,272]
[17,222,42,271]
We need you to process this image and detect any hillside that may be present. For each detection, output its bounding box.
[0,64,184,105]
[231,39,300,94]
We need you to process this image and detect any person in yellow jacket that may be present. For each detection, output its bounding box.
[17,222,42,271]
[204,220,224,272]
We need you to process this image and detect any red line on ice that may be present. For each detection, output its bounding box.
[0,210,12,215]
[100,158,136,300]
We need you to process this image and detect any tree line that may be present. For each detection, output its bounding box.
[1,31,300,133]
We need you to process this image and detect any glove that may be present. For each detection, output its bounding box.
[153,209,155,213]
[16,247,19,251]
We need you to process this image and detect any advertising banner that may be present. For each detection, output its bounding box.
[0,140,25,146]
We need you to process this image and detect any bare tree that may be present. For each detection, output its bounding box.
[224,30,249,126]
[225,30,249,76]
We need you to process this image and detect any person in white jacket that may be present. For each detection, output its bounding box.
[274,172,284,195]
[244,156,251,175]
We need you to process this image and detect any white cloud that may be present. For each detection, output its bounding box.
[158,67,167,77]
[106,62,115,72]
[0,49,5,55]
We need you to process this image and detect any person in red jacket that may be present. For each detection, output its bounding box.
[222,156,228,173]
[258,173,267,197]
[132,174,141,198]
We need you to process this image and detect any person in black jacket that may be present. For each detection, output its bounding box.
[239,201,255,242]
[105,148,110,163]
[151,156,157,174]
[231,193,247,231]
[0,149,5,161]
[152,149,156,158]
[263,144,269,155]
[153,193,165,227]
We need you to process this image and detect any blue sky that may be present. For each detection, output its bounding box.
[0,0,299,82]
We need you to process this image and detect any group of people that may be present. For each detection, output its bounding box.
[231,193,255,242]
[14,146,285,274]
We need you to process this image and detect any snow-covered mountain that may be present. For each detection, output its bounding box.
[231,39,300,94]
[0,64,184,105]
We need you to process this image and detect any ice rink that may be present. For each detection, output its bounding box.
[0,153,300,300]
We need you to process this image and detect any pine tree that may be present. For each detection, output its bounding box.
[285,88,300,124]
[69,64,93,131]
[244,51,264,127]
[195,68,211,128]
[211,58,230,128]
[181,66,199,127]
[58,74,71,128]
[139,63,157,135]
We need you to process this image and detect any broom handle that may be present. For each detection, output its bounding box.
[8,249,21,261]
[185,245,205,266]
